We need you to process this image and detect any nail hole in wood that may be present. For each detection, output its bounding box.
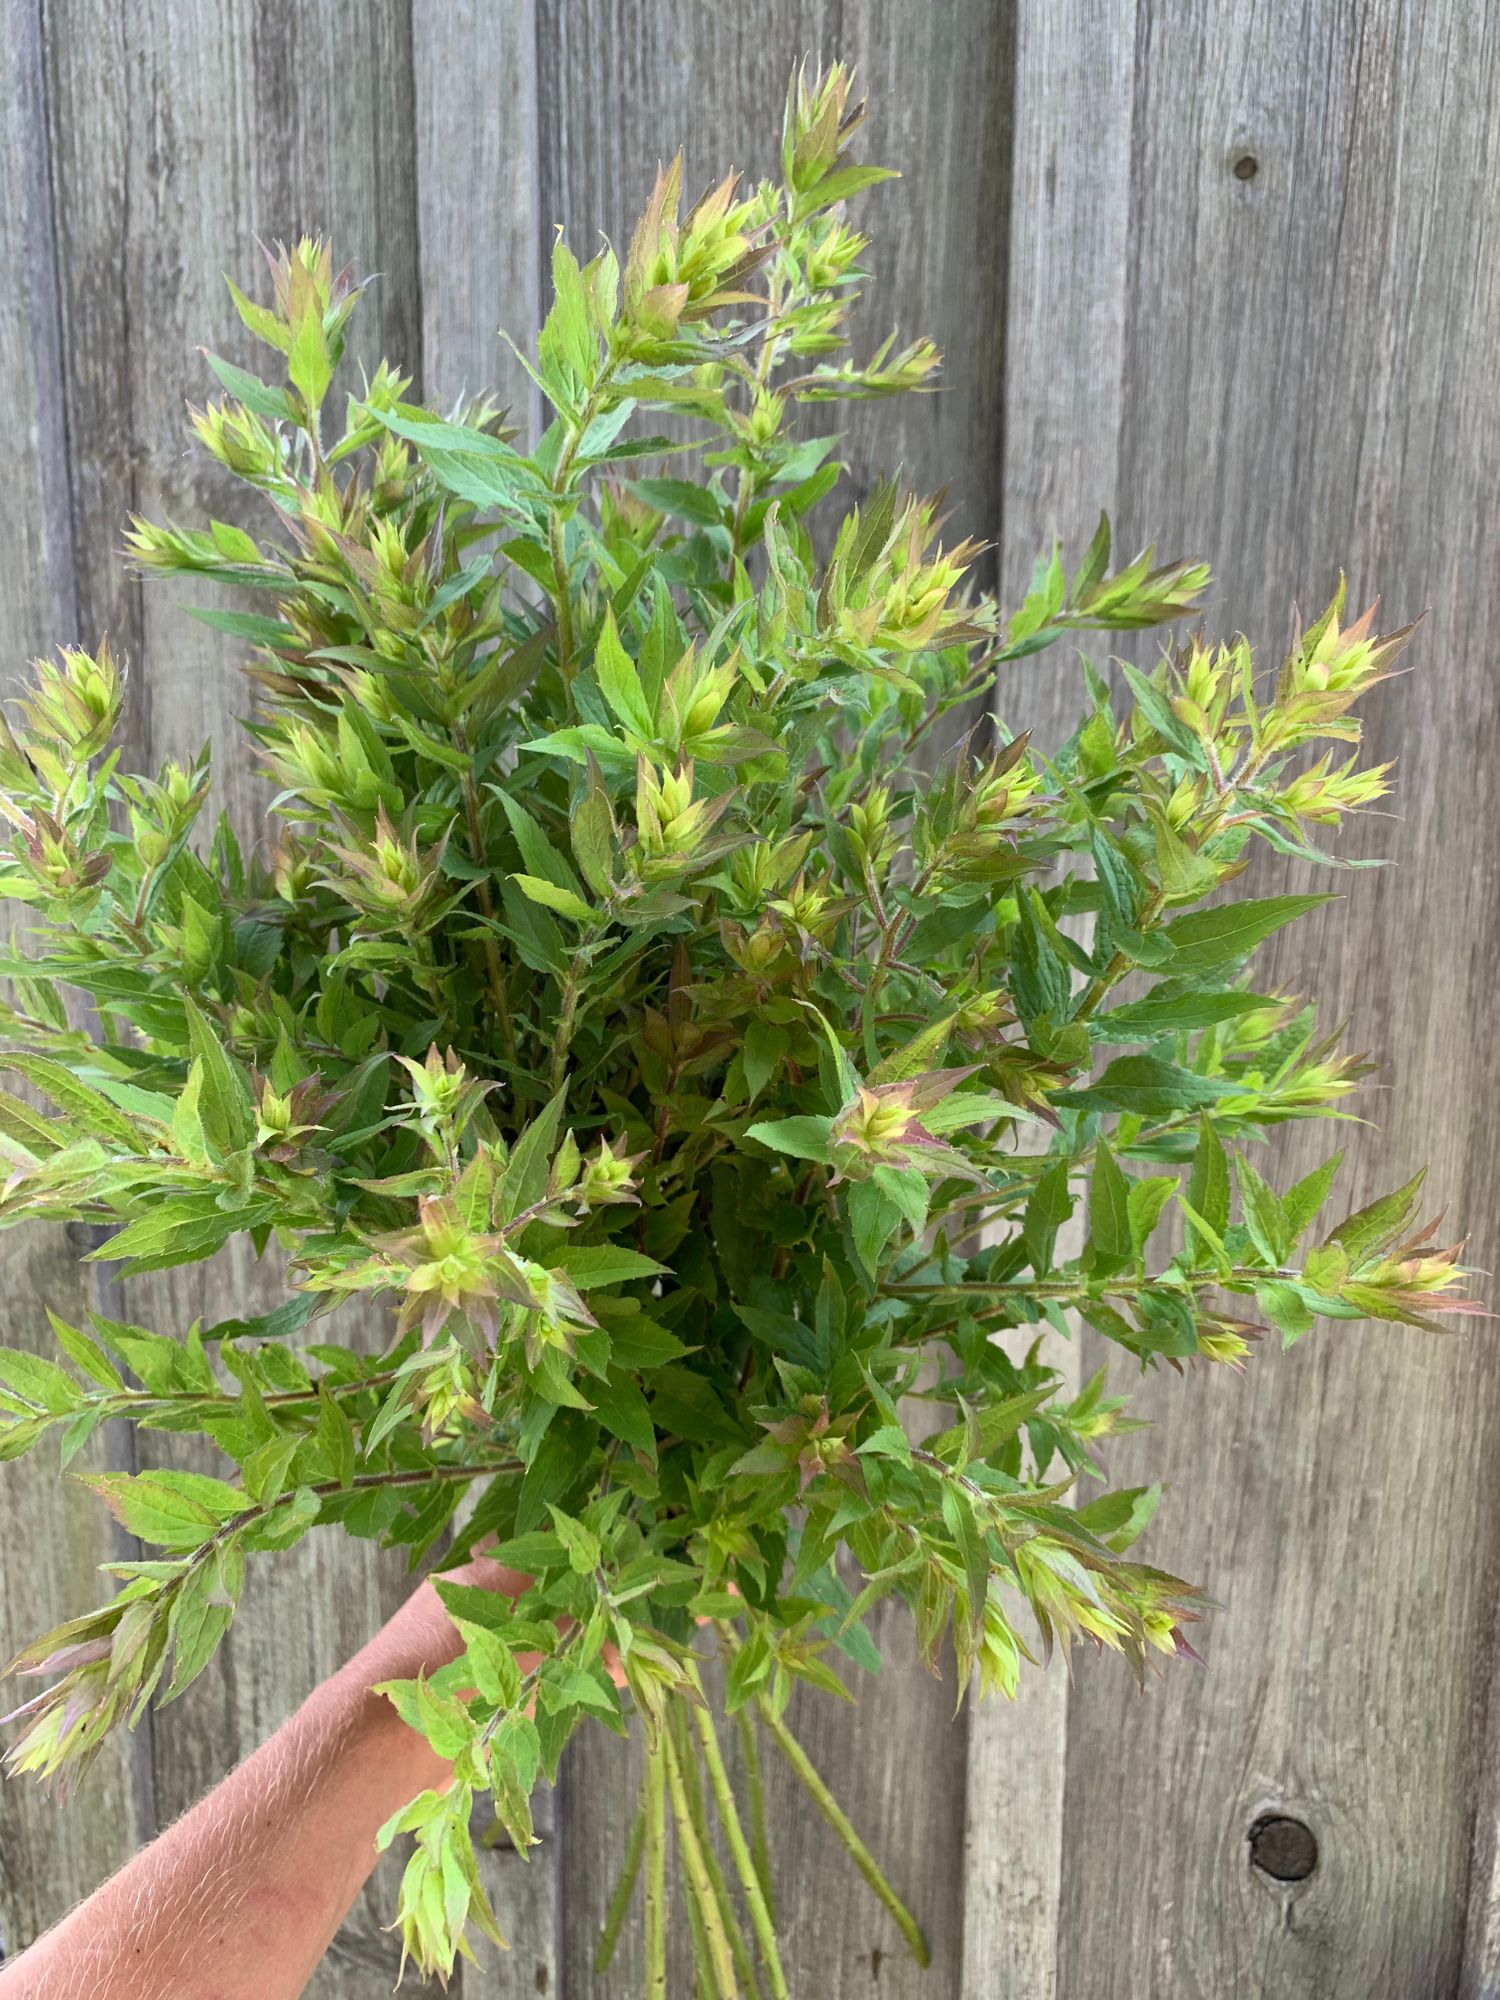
[1232,152,1260,181]
[1248,1813,1318,1881]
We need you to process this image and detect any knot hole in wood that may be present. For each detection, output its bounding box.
[1247,1812,1319,1882]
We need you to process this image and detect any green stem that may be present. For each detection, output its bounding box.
[677,1706,763,2000]
[453,722,516,1063]
[550,960,582,1092]
[735,1707,775,1925]
[756,1698,930,1970]
[594,1781,648,1973]
[883,1265,1282,1306]
[683,1878,715,2000]
[548,512,576,695]
[644,1730,668,2000]
[545,352,623,704]
[1073,888,1164,1020]
[692,1700,788,2000]
[664,1717,739,1996]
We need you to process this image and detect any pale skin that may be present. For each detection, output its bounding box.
[0,1552,532,2000]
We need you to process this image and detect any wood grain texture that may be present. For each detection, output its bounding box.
[535,8,1009,1990]
[415,0,541,430]
[6,4,1499,1995]
[31,4,435,1989]
[413,8,556,1987]
[961,7,1143,1992]
[0,0,146,1958]
[996,4,1500,1995]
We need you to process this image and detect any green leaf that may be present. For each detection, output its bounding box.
[47,1311,125,1391]
[512,873,595,924]
[203,350,297,421]
[171,1060,210,1164]
[1325,1170,1425,1266]
[1,1055,145,1149]
[630,478,725,526]
[1092,990,1273,1042]
[743,1019,785,1101]
[1055,1056,1233,1116]
[546,1504,602,1575]
[537,238,599,395]
[1089,1141,1132,1275]
[1012,887,1071,1026]
[81,1469,244,1549]
[453,1620,522,1708]
[183,606,297,649]
[939,1481,990,1647]
[742,1116,832,1162]
[0,1348,81,1415]
[548,1245,666,1289]
[1120,663,1202,759]
[648,1366,743,1446]
[1158,895,1334,975]
[571,759,617,898]
[499,1089,567,1223]
[1090,829,1142,931]
[1126,1175,1177,1257]
[316,1387,356,1491]
[164,1557,237,1701]
[1255,1279,1317,1348]
[846,1178,902,1280]
[92,1192,274,1276]
[1023,1158,1073,1273]
[287,309,334,411]
[1282,1151,1343,1244]
[184,998,254,1155]
[591,1368,657,1460]
[1235,1153,1289,1266]
[1188,1113,1230,1241]
[606,1316,688,1371]
[1073,1483,1161,1552]
[594,606,655,741]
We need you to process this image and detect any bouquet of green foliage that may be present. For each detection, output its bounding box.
[0,62,1475,1991]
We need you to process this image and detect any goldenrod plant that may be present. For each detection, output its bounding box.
[0,63,1475,1989]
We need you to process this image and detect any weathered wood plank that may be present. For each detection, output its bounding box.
[832,4,1013,562]
[414,0,541,430]
[0,1232,146,1959]
[37,5,432,1991]
[535,8,1010,1991]
[0,0,146,1956]
[413,9,554,1990]
[999,3,1500,1994]
[960,7,1140,1991]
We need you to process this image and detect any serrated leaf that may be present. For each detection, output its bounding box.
[594,606,655,741]
[1055,1056,1234,1116]
[512,873,594,924]
[1158,895,1334,974]
[591,1368,657,1460]
[1188,1113,1229,1240]
[1089,1141,1132,1275]
[548,1244,666,1288]
[1236,1152,1289,1266]
[183,998,254,1156]
[742,1115,832,1162]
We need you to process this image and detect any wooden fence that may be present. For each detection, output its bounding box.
[2,2,1499,1993]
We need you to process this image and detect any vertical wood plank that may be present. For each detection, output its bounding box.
[0,1234,146,1958]
[414,0,541,429]
[961,7,1138,1991]
[0,0,146,1955]
[535,7,1010,1992]
[997,3,1500,1994]
[413,7,554,1989]
[37,4,433,1991]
